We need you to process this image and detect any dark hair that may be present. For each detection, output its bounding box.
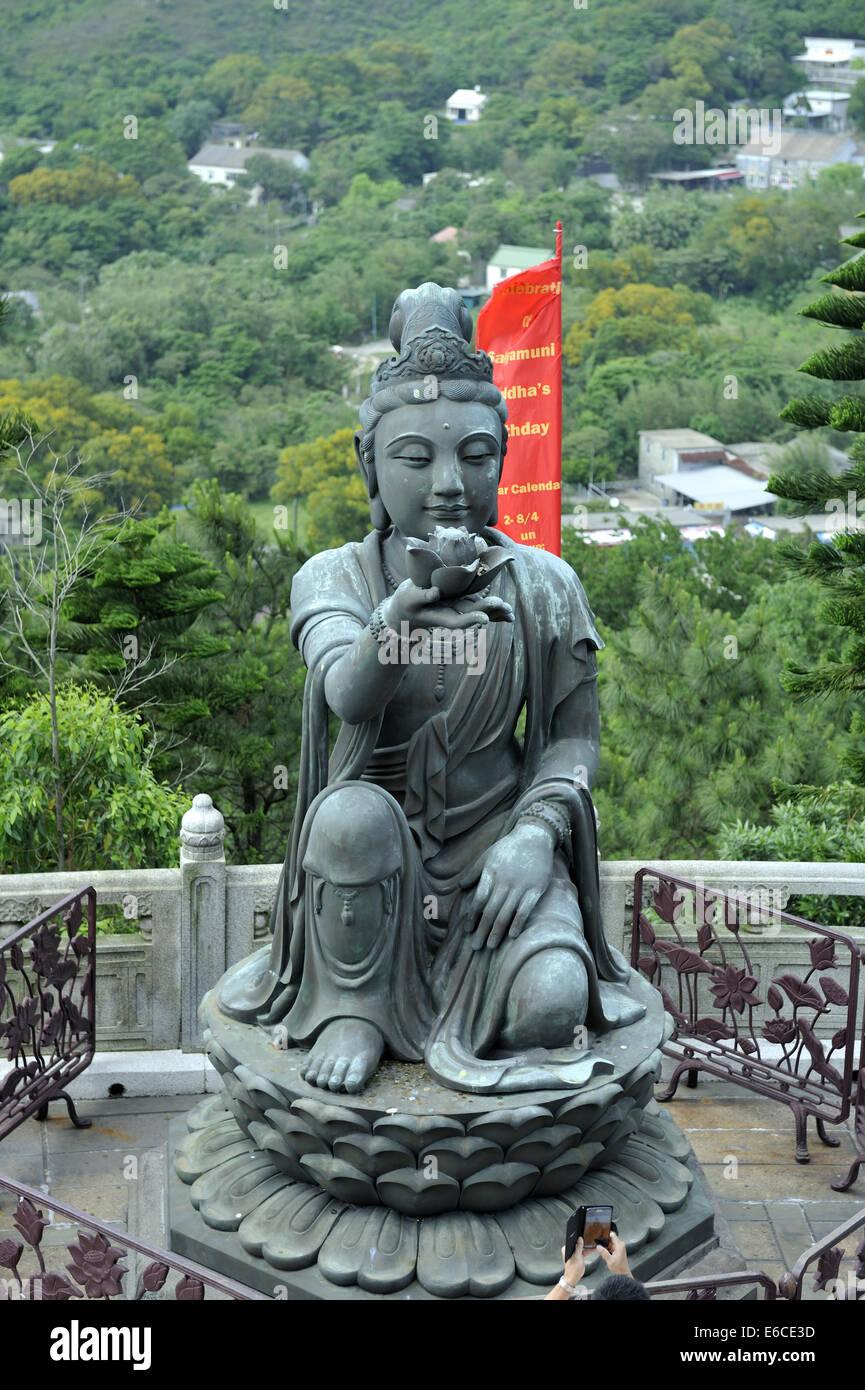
[592,1274,650,1301]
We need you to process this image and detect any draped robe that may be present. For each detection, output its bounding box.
[219,526,636,1092]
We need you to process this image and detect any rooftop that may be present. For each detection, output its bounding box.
[430,225,459,243]
[188,144,310,171]
[737,130,859,160]
[653,463,775,512]
[796,36,865,60]
[446,88,487,106]
[639,428,725,449]
[488,243,554,269]
[651,167,742,182]
[785,88,852,101]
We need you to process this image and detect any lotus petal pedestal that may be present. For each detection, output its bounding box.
[169,966,718,1298]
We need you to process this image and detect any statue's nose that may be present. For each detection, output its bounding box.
[431,455,464,497]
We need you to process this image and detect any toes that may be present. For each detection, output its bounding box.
[316,1055,335,1089]
[344,1061,366,1094]
[328,1057,350,1091]
[301,1051,319,1085]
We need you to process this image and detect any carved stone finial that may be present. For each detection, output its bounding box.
[181,794,225,858]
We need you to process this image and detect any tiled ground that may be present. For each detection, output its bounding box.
[658,1068,864,1299]
[0,1079,862,1300]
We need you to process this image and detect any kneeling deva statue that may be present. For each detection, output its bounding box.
[220,281,645,1095]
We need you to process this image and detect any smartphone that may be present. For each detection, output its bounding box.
[565,1204,614,1258]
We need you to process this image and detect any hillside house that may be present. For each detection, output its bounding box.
[638,429,775,516]
[485,243,553,292]
[735,130,861,189]
[794,36,865,89]
[188,144,310,205]
[445,88,487,123]
[783,89,852,132]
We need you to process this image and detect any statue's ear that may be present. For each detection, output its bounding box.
[356,429,390,530]
[488,430,507,526]
[354,429,366,482]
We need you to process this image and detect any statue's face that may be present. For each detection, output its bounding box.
[373,399,502,539]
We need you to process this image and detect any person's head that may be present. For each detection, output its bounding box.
[592,1274,650,1302]
[356,283,508,538]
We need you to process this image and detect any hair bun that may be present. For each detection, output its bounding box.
[388,283,473,354]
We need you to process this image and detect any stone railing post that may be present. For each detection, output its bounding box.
[180,794,226,1052]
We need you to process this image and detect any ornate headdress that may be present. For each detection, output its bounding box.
[357,283,507,531]
[371,282,496,393]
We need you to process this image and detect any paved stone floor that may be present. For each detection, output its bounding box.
[0,1077,862,1300]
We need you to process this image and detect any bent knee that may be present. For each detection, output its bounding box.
[501,948,588,1048]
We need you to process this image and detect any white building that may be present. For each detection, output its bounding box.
[188,144,310,205]
[445,88,487,123]
[735,130,861,189]
[794,36,865,89]
[638,429,775,515]
[485,243,553,292]
[783,89,851,131]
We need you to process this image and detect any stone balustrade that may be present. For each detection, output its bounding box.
[1,795,863,1052]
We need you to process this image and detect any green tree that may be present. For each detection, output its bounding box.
[719,784,865,928]
[594,569,849,859]
[768,215,865,783]
[166,100,218,157]
[0,683,187,872]
[272,427,369,551]
[202,54,269,115]
[61,512,225,701]
[848,78,865,132]
[166,480,306,863]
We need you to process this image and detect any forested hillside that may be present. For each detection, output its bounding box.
[3,0,865,135]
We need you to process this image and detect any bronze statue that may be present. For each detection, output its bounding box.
[220,282,644,1094]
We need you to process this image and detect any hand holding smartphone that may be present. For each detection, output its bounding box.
[565,1203,615,1258]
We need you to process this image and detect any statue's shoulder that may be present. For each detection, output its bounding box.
[486,531,586,595]
[292,538,371,600]
[486,531,602,649]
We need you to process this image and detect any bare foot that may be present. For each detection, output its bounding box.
[300,1018,384,1094]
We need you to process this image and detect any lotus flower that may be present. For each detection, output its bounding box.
[404,526,513,603]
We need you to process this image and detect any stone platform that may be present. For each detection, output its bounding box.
[168,1095,716,1298]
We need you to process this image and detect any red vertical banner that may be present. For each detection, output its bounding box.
[476,222,563,554]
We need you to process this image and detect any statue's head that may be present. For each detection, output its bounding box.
[356,283,508,537]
